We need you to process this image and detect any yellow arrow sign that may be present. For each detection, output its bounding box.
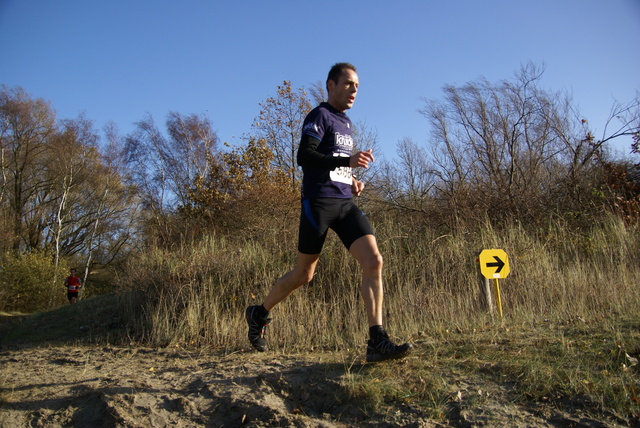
[479,249,510,279]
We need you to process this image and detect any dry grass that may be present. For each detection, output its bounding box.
[118,215,640,351]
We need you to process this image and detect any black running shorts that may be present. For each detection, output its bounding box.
[298,198,374,254]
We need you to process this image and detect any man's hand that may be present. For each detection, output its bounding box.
[349,149,374,169]
[351,177,365,197]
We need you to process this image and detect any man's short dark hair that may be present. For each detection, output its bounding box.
[326,62,356,91]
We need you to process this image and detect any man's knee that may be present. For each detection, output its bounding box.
[361,252,383,273]
[288,265,315,286]
[297,269,315,285]
[292,253,319,285]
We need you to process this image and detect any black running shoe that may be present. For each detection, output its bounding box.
[366,332,413,362]
[246,305,271,352]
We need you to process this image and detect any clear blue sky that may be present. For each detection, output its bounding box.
[1,0,639,159]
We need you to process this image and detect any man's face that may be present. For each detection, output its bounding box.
[328,68,359,112]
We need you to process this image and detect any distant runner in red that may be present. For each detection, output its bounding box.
[64,268,82,304]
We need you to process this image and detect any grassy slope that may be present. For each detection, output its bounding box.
[0,294,125,347]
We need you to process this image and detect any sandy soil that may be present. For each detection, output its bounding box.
[0,344,631,427]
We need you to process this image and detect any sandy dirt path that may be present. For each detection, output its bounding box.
[0,345,628,427]
[1,345,417,427]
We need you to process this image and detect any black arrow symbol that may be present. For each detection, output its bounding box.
[486,256,505,273]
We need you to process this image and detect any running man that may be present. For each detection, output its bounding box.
[246,62,413,362]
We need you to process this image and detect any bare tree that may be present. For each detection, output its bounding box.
[252,81,312,189]
[351,119,382,184]
[413,63,640,227]
[124,113,218,214]
[375,137,436,213]
[594,94,640,153]
[0,85,56,251]
[165,112,218,204]
[124,115,171,216]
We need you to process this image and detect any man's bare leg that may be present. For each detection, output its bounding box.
[349,234,384,327]
[350,234,413,362]
[263,252,320,311]
[246,252,319,351]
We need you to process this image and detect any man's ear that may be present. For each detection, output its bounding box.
[326,79,334,93]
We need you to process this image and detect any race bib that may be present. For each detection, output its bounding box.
[330,154,352,185]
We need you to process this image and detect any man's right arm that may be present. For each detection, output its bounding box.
[297,134,350,170]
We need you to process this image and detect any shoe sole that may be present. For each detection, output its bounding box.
[250,339,268,352]
[366,344,413,362]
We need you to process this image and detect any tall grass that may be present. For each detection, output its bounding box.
[117,214,640,351]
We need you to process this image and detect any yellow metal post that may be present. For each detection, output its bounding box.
[493,278,503,321]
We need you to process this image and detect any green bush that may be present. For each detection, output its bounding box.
[0,250,69,312]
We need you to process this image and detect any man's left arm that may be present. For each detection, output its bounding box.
[351,176,365,197]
